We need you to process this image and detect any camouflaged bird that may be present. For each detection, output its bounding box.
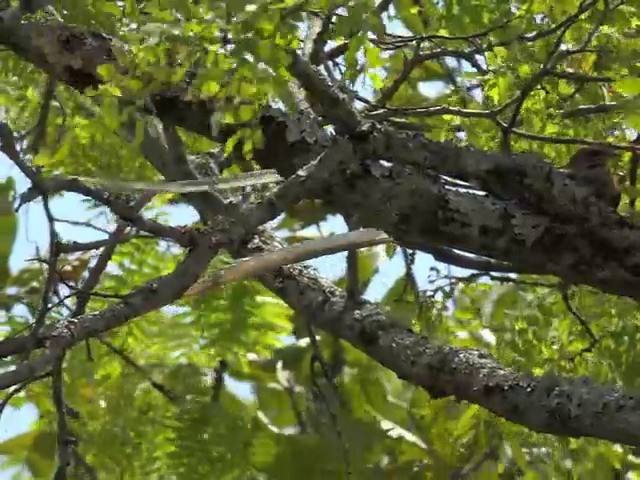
[566,146,620,210]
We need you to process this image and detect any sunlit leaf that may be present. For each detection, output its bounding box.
[0,177,16,287]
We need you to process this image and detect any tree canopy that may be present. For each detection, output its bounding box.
[1,0,640,477]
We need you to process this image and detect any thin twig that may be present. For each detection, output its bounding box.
[58,234,149,254]
[0,372,50,423]
[210,359,227,403]
[53,218,112,235]
[52,356,73,480]
[184,229,391,297]
[30,76,57,155]
[30,188,59,347]
[99,338,179,403]
[561,286,599,355]
[306,322,351,477]
[628,133,639,211]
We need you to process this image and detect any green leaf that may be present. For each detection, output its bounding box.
[615,77,640,95]
[237,104,256,122]
[0,177,16,288]
[364,45,384,69]
[0,430,56,478]
[96,63,117,81]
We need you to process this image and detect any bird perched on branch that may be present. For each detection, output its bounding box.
[566,146,620,210]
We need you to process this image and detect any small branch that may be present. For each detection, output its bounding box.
[367,104,500,121]
[239,150,329,230]
[309,11,336,65]
[561,102,630,119]
[159,120,228,214]
[374,47,486,107]
[1,122,64,349]
[560,286,599,355]
[287,52,361,134]
[315,0,393,65]
[345,248,360,304]
[376,41,422,106]
[210,359,227,403]
[57,234,148,254]
[184,229,391,298]
[52,356,73,480]
[500,12,578,149]
[71,193,154,318]
[18,175,196,247]
[280,374,307,433]
[30,76,56,155]
[303,12,324,60]
[503,128,640,152]
[100,338,179,403]
[450,445,499,480]
[400,248,420,299]
[0,122,39,184]
[450,272,556,288]
[31,195,60,342]
[70,449,98,480]
[500,0,607,151]
[423,246,523,273]
[628,134,639,211]
[550,71,614,83]
[0,372,50,423]
[377,15,519,45]
[54,218,112,235]
[305,322,350,476]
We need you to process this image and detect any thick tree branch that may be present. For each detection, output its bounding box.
[287,52,361,134]
[240,230,640,448]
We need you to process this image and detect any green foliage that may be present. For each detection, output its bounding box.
[0,177,16,288]
[1,0,640,478]
[0,430,56,478]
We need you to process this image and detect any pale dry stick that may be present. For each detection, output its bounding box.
[183,229,392,297]
[68,170,283,193]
